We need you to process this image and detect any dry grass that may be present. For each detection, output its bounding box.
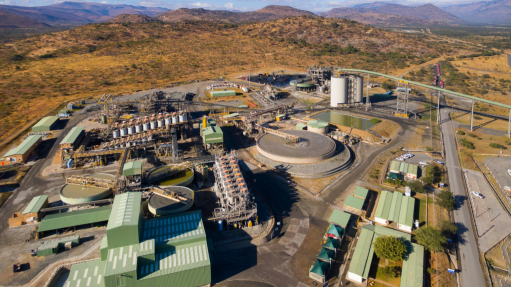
[455,127,511,155]
[452,112,510,133]
[486,242,507,269]
[452,53,511,73]
[0,17,462,151]
[371,120,399,138]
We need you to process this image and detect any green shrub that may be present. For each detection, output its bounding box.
[468,133,477,138]
[457,130,465,135]
[370,118,382,124]
[459,138,475,149]
[427,267,436,274]
[381,266,398,278]
[490,143,507,149]
[473,115,482,120]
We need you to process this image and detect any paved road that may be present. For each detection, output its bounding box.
[440,107,486,287]
[507,54,511,70]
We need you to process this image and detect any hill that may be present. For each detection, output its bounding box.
[322,8,443,26]
[158,5,316,23]
[444,0,511,23]
[0,11,51,28]
[0,1,169,26]
[324,3,463,25]
[108,14,160,24]
[0,17,461,148]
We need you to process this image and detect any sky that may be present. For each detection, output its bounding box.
[0,0,488,12]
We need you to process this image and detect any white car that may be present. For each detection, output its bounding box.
[471,191,484,199]
[419,161,428,166]
[396,157,404,161]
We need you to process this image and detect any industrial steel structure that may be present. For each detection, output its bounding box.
[211,151,257,226]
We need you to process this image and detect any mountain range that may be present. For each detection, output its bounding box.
[444,0,511,23]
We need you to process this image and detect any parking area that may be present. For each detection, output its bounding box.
[397,152,432,165]
[463,169,511,252]
[484,157,511,205]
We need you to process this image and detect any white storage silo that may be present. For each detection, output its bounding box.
[172,116,178,124]
[120,128,127,137]
[165,118,171,126]
[158,119,164,128]
[179,114,185,122]
[355,76,364,103]
[150,121,157,129]
[135,125,142,133]
[113,130,120,138]
[330,76,348,107]
[143,123,150,131]
[128,126,135,135]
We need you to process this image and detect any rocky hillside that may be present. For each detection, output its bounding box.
[322,8,442,26]
[444,0,511,23]
[376,4,463,23]
[108,14,160,24]
[0,11,51,28]
[158,5,316,23]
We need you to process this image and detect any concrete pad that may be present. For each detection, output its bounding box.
[284,232,296,239]
[287,225,300,233]
[464,169,511,252]
[290,218,301,225]
[284,246,298,256]
[293,233,307,245]
[297,226,309,234]
[274,259,296,279]
[279,237,292,246]
[299,219,310,228]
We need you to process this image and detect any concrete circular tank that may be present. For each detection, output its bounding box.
[147,165,195,187]
[148,186,194,216]
[60,173,114,204]
[256,130,337,164]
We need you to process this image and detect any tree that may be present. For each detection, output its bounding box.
[407,180,426,194]
[439,220,457,236]
[437,190,455,210]
[381,266,398,278]
[373,236,407,262]
[414,226,447,252]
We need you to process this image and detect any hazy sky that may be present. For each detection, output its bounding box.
[0,0,485,11]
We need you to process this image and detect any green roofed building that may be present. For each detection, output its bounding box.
[399,162,409,174]
[323,237,339,251]
[32,116,59,132]
[210,90,235,97]
[373,191,415,233]
[123,161,143,176]
[1,135,42,165]
[318,247,335,263]
[374,190,393,225]
[309,259,330,283]
[345,195,365,211]
[353,186,369,200]
[347,225,421,285]
[329,210,350,228]
[37,206,111,237]
[398,196,415,232]
[66,192,211,287]
[407,164,419,179]
[36,234,80,257]
[389,161,401,173]
[23,195,48,215]
[60,127,84,148]
[202,126,223,150]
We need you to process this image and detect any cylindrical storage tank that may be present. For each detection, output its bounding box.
[143,123,150,131]
[355,76,364,103]
[128,126,135,135]
[150,121,156,129]
[120,128,127,137]
[165,118,171,126]
[179,115,185,122]
[135,125,142,133]
[319,86,326,93]
[172,116,178,124]
[158,120,164,128]
[330,76,348,107]
[182,113,187,122]
[113,130,120,138]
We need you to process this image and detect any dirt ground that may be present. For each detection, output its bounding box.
[455,127,511,156]
[371,120,400,138]
[453,112,510,133]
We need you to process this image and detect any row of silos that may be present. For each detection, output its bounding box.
[112,112,187,138]
[330,75,364,107]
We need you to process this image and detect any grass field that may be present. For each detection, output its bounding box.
[452,112,510,133]
[0,192,12,209]
[455,127,511,156]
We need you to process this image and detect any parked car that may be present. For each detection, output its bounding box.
[471,191,485,199]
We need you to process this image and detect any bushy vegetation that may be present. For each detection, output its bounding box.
[370,118,382,124]
[457,130,465,135]
[490,143,506,149]
[414,226,447,252]
[407,180,426,194]
[423,164,442,185]
[459,138,475,149]
[437,190,455,210]
[374,236,407,262]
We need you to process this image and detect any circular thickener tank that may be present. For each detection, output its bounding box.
[356,76,364,103]
[148,186,194,216]
[60,173,114,204]
[148,166,195,187]
[330,76,348,107]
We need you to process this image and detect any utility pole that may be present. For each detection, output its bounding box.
[366,73,370,112]
[248,67,251,90]
[437,92,441,125]
[471,100,474,132]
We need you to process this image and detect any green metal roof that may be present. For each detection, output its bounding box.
[107,192,141,230]
[38,235,79,251]
[202,126,223,136]
[399,162,409,173]
[318,247,335,262]
[374,190,392,221]
[388,172,401,180]
[340,68,511,109]
[363,224,412,241]
[142,210,205,247]
[123,161,142,176]
[67,259,106,287]
[38,206,111,233]
[276,114,286,118]
[329,210,350,228]
[32,116,59,132]
[323,237,339,250]
[353,186,369,199]
[237,105,248,108]
[348,228,375,278]
[345,195,365,210]
[60,127,83,145]
[210,90,235,97]
[22,195,48,214]
[400,243,425,287]
[407,164,418,176]
[388,192,404,222]
[307,120,329,129]
[3,135,42,157]
[310,259,330,276]
[327,224,344,239]
[296,123,307,130]
[202,126,223,144]
[223,113,239,118]
[390,161,401,172]
[398,196,415,227]
[104,238,155,277]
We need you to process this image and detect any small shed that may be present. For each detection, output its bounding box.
[9,195,49,227]
[317,247,336,263]
[276,114,286,121]
[123,161,142,176]
[67,103,76,110]
[329,210,351,228]
[345,195,365,211]
[32,116,59,132]
[322,237,339,251]
[387,172,401,181]
[389,160,401,173]
[398,196,415,232]
[210,90,236,97]
[309,259,330,283]
[37,235,80,257]
[407,164,419,179]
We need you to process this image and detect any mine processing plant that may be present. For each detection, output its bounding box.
[211,151,257,226]
[330,72,365,108]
